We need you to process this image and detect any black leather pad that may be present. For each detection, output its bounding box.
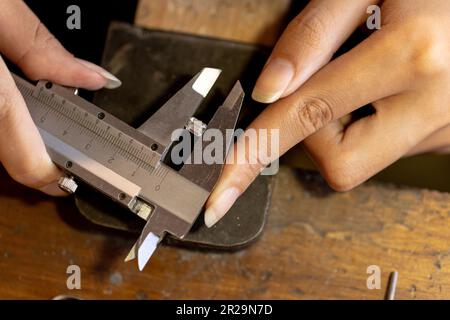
[75,22,274,249]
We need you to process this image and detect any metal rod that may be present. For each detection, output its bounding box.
[386,271,399,300]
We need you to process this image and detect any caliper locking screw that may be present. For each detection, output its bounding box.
[58,176,78,194]
[133,200,154,221]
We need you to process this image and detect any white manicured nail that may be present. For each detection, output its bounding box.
[76,58,122,89]
[252,58,294,103]
[204,187,241,228]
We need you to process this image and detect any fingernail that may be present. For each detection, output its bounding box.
[252,58,294,103]
[204,187,241,228]
[98,70,122,89]
[76,58,122,89]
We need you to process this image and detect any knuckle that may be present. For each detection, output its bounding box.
[326,174,359,192]
[17,22,61,79]
[400,19,449,76]
[286,9,330,51]
[30,22,59,52]
[320,152,363,192]
[412,39,448,77]
[289,96,334,138]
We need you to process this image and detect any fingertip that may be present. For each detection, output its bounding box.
[69,62,109,90]
[204,207,218,228]
[204,187,241,228]
[75,58,122,90]
[252,88,281,104]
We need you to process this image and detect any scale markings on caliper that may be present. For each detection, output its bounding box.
[13,68,244,270]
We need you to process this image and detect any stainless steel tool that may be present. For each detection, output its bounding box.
[386,271,398,300]
[13,68,244,270]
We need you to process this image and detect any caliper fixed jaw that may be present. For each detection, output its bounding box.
[125,205,192,271]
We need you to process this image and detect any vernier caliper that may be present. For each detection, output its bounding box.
[13,68,243,270]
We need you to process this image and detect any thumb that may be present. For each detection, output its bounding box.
[0,0,121,90]
[252,0,375,103]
